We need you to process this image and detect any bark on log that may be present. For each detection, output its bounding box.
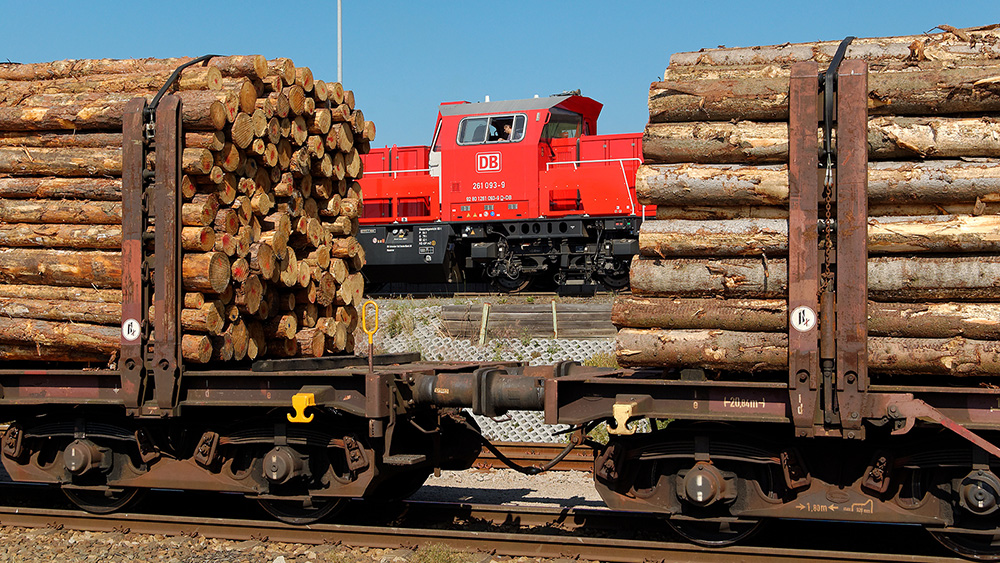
[0,177,122,200]
[615,328,1000,376]
[0,147,121,176]
[630,255,1000,301]
[666,26,1000,68]
[0,297,121,324]
[649,64,1000,122]
[0,223,122,249]
[0,57,194,81]
[0,199,122,224]
[642,117,1000,164]
[612,296,1000,340]
[636,161,1000,207]
[639,215,1000,257]
[0,284,120,302]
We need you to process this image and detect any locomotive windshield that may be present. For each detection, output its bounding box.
[457,114,525,145]
[541,108,584,139]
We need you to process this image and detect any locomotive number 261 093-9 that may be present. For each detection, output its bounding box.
[471,181,506,190]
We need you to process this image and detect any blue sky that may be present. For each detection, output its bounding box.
[2,1,997,146]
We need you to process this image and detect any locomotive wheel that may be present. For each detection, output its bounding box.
[668,516,764,547]
[63,486,144,515]
[257,496,347,525]
[600,270,630,291]
[494,273,532,293]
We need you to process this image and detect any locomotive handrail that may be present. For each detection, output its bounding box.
[365,168,432,178]
[544,157,642,170]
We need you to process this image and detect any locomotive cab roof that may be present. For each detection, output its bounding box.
[437,95,603,135]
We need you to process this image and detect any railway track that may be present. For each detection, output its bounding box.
[477,441,595,472]
[0,498,964,563]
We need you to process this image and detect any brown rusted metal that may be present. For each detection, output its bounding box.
[835,59,869,437]
[151,95,183,415]
[474,441,594,472]
[120,98,148,410]
[787,62,821,438]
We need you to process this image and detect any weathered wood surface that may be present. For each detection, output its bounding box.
[612,296,1000,340]
[630,255,1000,301]
[649,64,1000,122]
[643,117,1000,164]
[615,328,1000,376]
[441,303,616,339]
[636,160,1000,207]
[638,215,1000,257]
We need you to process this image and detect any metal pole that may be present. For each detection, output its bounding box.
[337,0,343,83]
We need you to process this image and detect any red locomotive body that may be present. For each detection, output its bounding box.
[358,94,647,290]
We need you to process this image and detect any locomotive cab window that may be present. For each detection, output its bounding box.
[541,108,583,140]
[457,114,525,145]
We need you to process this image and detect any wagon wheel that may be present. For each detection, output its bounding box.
[668,517,764,547]
[494,273,533,293]
[257,496,347,525]
[63,486,144,515]
[600,269,630,291]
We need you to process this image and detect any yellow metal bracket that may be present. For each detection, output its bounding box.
[608,402,637,436]
[287,392,316,423]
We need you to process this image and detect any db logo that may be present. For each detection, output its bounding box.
[476,152,501,172]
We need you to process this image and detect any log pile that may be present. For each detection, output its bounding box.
[0,55,374,364]
[616,25,1000,376]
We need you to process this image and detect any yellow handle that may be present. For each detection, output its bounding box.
[362,300,379,344]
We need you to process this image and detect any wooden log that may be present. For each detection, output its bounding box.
[0,223,121,249]
[642,117,1000,164]
[0,199,122,225]
[0,297,120,325]
[612,296,1000,340]
[0,57,196,81]
[616,328,1000,376]
[666,26,1000,68]
[629,255,1000,301]
[639,215,1000,257]
[0,248,122,288]
[0,131,123,148]
[0,90,226,131]
[0,284,121,302]
[295,327,325,357]
[636,161,1000,207]
[267,58,296,86]
[0,177,122,200]
[0,317,121,352]
[648,64,1000,122]
[0,147,121,176]
[0,67,222,101]
[0,344,109,363]
[208,55,268,80]
[181,252,232,293]
[266,313,298,340]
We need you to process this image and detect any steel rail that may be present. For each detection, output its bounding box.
[0,502,960,563]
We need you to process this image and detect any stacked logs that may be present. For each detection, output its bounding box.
[0,55,374,364]
[615,25,1000,376]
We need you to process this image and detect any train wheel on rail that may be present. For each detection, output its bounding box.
[257,497,347,525]
[927,466,1000,559]
[63,486,145,515]
[668,517,764,547]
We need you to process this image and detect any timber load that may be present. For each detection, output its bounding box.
[617,25,1000,376]
[0,55,374,364]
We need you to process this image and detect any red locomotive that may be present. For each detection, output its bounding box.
[357,93,648,291]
